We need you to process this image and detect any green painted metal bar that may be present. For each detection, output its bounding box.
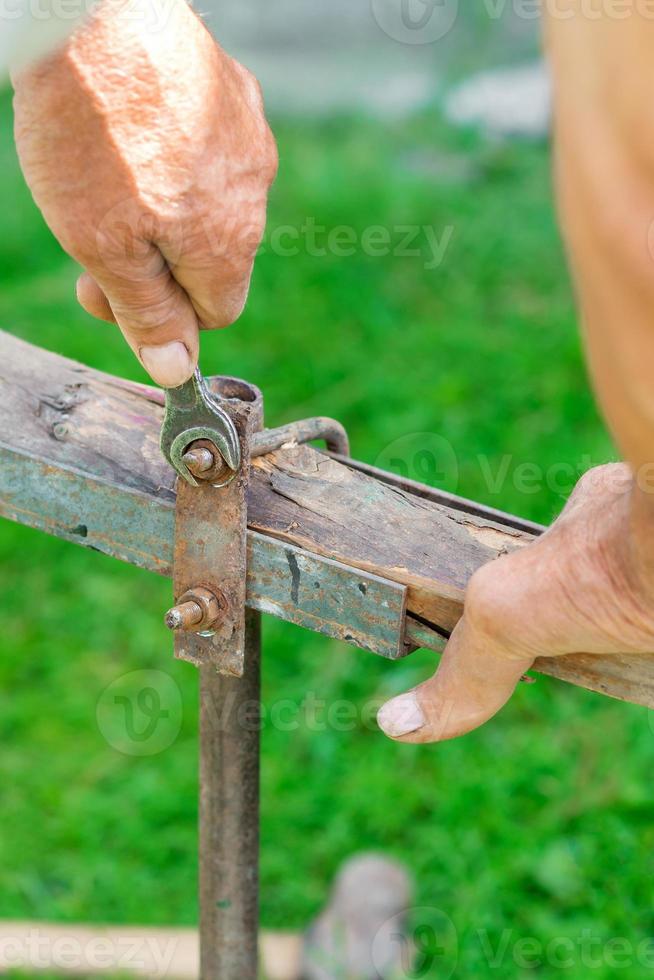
[0,444,411,660]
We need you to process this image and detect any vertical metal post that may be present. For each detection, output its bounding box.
[199,609,262,979]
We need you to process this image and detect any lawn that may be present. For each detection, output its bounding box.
[2,84,654,978]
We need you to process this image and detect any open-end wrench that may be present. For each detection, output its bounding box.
[160,368,241,487]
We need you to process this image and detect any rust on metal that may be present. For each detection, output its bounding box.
[181,438,232,485]
[172,376,263,677]
[165,585,226,633]
[160,369,241,488]
[251,416,350,458]
[182,446,215,476]
[192,378,265,980]
[199,610,261,980]
[4,330,654,709]
[165,599,203,631]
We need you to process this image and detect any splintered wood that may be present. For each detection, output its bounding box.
[249,446,529,633]
[2,329,654,707]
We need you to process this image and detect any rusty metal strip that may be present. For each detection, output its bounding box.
[251,417,350,458]
[173,400,254,677]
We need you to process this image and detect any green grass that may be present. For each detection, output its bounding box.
[2,86,654,978]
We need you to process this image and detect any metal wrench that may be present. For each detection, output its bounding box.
[160,368,241,487]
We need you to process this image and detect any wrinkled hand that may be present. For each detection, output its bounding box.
[12,0,277,386]
[378,464,654,743]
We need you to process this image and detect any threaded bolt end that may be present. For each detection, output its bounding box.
[165,599,203,632]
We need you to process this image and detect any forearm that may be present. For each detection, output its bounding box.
[547,9,654,481]
[382,8,654,745]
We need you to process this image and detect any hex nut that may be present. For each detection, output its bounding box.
[182,439,233,484]
[165,586,227,633]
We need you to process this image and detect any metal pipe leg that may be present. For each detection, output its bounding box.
[199,610,261,979]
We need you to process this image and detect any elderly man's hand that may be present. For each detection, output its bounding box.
[378,464,654,742]
[12,0,277,386]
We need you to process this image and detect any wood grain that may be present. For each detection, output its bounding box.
[249,446,530,633]
[2,329,654,707]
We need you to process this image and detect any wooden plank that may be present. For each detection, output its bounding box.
[1,330,654,706]
[329,452,545,536]
[249,446,531,633]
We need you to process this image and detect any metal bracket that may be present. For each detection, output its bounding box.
[160,374,364,676]
[164,375,263,677]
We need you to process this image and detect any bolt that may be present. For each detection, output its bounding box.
[182,447,215,476]
[164,586,226,633]
[165,600,203,631]
[181,439,232,483]
[52,421,70,441]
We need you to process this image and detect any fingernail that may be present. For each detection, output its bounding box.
[377,692,425,738]
[140,342,193,387]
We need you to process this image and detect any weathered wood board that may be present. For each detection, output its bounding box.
[1,329,654,707]
[249,446,530,633]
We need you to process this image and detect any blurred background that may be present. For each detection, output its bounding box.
[2,1,654,977]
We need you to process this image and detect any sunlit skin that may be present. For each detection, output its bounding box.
[12,2,654,742]
[12,0,277,387]
[379,7,654,742]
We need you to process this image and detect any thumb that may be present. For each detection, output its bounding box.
[89,244,199,388]
[377,614,534,745]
